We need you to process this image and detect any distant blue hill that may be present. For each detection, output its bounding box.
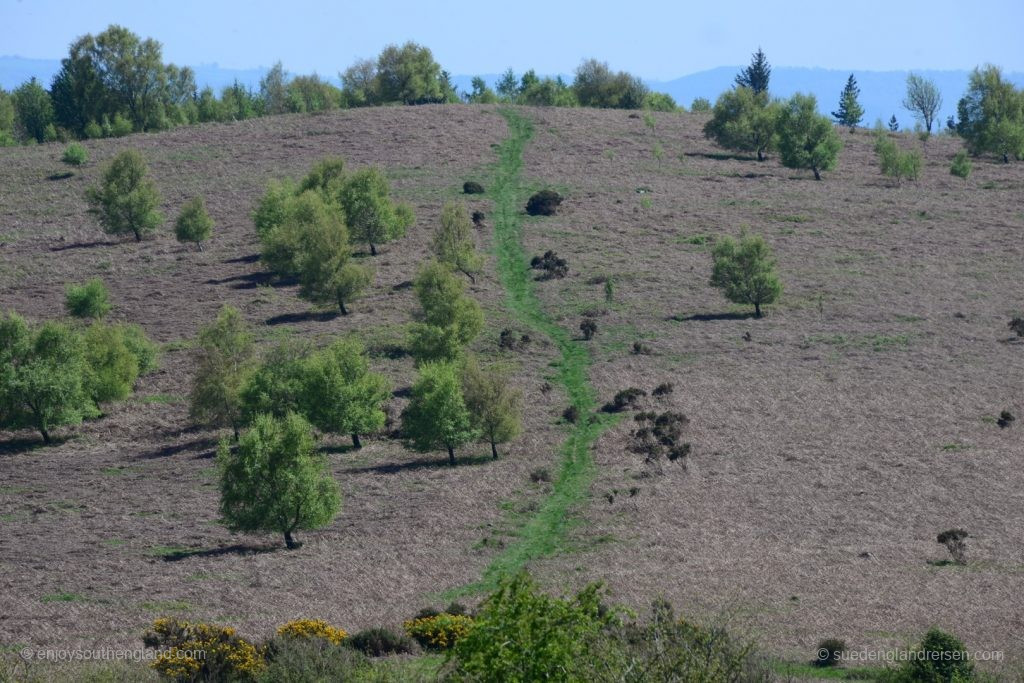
[4,56,1022,131]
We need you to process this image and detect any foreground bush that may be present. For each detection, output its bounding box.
[143,618,265,682]
[348,627,416,657]
[258,637,371,682]
[404,612,474,651]
[62,142,88,166]
[879,628,974,682]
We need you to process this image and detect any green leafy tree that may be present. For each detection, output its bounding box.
[451,572,616,681]
[956,65,1024,163]
[50,36,110,136]
[375,42,455,104]
[90,25,166,130]
[903,73,942,134]
[12,78,55,143]
[174,196,213,251]
[690,97,711,113]
[65,279,112,319]
[573,59,649,109]
[218,412,340,549]
[496,68,519,101]
[240,340,312,424]
[293,203,371,315]
[466,77,498,104]
[831,74,865,130]
[189,305,255,440]
[220,80,262,120]
[777,93,842,180]
[0,88,17,145]
[336,167,413,255]
[86,149,163,241]
[735,48,771,94]
[339,58,379,107]
[298,157,346,194]
[259,61,290,115]
[259,190,331,277]
[431,202,482,282]
[252,179,298,237]
[461,357,522,459]
[643,91,678,112]
[81,321,140,405]
[401,361,477,466]
[62,142,88,166]
[408,262,484,364]
[703,87,781,161]
[286,75,341,113]
[884,628,974,683]
[301,338,390,449]
[710,233,782,317]
[0,313,94,443]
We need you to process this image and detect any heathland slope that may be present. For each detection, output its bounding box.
[0,104,1022,666]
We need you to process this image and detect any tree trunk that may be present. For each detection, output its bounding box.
[351,433,362,449]
[369,243,377,256]
[812,166,822,181]
[757,149,765,162]
[447,445,456,467]
[133,229,142,242]
[338,297,348,316]
[754,302,762,318]
[197,242,204,252]
[40,426,51,444]
[284,530,302,550]
[233,424,240,442]
[491,441,499,460]
[1004,152,1010,164]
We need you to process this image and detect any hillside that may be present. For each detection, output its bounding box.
[1,104,1022,671]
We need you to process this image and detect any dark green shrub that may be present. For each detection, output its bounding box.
[85,149,162,241]
[463,181,485,194]
[632,341,652,355]
[562,405,580,423]
[690,97,711,113]
[530,467,551,483]
[880,628,974,682]
[347,627,416,657]
[65,278,112,319]
[937,528,969,565]
[997,410,1015,429]
[260,636,370,682]
[815,638,846,667]
[1010,318,1024,337]
[62,142,88,166]
[525,189,563,216]
[604,387,646,413]
[471,210,485,226]
[950,150,972,180]
[652,382,674,397]
[580,319,597,340]
[632,412,691,464]
[530,250,568,279]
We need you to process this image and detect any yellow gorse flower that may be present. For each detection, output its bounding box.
[276,619,349,645]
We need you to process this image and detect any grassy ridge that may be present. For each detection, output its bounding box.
[449,109,617,597]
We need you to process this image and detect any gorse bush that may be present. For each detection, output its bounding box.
[403,612,474,650]
[276,619,348,645]
[525,190,563,216]
[530,250,568,280]
[143,617,266,682]
[65,278,112,319]
[603,387,646,413]
[580,318,597,340]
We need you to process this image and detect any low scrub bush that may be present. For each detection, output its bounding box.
[471,210,485,226]
[530,250,568,279]
[526,189,563,216]
[632,411,691,464]
[652,382,674,397]
[498,328,530,351]
[403,612,474,650]
[937,528,969,565]
[815,638,846,667]
[879,628,974,682]
[997,410,1015,429]
[65,279,111,319]
[347,627,416,657]
[62,142,88,166]
[276,619,348,645]
[632,340,652,355]
[562,405,580,424]
[1009,317,1024,337]
[580,319,597,340]
[463,181,485,194]
[143,618,266,681]
[603,387,646,413]
[950,150,972,180]
[260,637,371,682]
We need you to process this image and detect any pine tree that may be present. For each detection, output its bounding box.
[888,115,900,132]
[735,48,771,94]
[831,74,865,130]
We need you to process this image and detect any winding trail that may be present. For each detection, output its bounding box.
[451,109,616,596]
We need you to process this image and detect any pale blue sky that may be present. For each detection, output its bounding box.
[0,0,1020,79]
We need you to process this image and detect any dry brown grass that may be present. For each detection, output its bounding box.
[1,104,1022,670]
